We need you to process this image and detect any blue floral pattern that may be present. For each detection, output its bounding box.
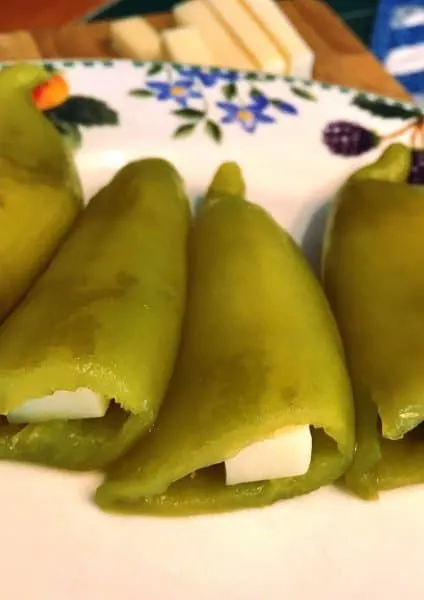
[217,95,275,133]
[129,62,310,143]
[146,80,202,107]
[174,66,238,87]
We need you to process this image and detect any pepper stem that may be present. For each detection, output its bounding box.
[351,143,411,184]
[205,162,246,204]
[380,120,418,142]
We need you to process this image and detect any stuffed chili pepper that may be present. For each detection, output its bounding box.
[0,63,83,320]
[0,158,190,470]
[322,143,424,499]
[95,162,355,516]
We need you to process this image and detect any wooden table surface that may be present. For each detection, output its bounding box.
[0,0,106,32]
[0,0,410,101]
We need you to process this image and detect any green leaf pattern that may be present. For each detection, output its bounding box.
[42,83,119,150]
[173,108,206,119]
[205,120,222,143]
[173,123,197,139]
[352,93,422,120]
[290,86,317,102]
[147,62,164,77]
[221,82,238,101]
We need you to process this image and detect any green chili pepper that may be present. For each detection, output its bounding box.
[0,63,83,320]
[95,162,355,516]
[322,143,424,499]
[0,158,190,470]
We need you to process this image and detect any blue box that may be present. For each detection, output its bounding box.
[372,0,424,101]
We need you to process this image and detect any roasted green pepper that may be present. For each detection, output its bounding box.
[0,63,83,319]
[322,143,424,499]
[95,163,355,516]
[0,158,190,469]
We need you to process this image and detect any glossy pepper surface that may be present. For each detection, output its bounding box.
[95,162,355,516]
[0,63,83,320]
[322,143,424,499]
[0,158,190,469]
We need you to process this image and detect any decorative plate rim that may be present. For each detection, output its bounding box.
[0,57,419,111]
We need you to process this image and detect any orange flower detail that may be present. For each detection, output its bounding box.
[32,74,70,111]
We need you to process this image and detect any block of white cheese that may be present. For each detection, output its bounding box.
[161,26,215,66]
[110,17,163,61]
[203,0,285,73]
[173,0,254,70]
[6,389,110,424]
[239,0,315,78]
[225,425,312,486]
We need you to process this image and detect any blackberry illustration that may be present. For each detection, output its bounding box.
[408,149,424,184]
[323,121,380,156]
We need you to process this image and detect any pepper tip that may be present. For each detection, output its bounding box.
[205,162,246,203]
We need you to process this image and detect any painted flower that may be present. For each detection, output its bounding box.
[175,66,238,87]
[216,94,274,133]
[146,79,201,107]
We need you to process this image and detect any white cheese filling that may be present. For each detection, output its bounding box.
[225,425,312,485]
[6,389,110,424]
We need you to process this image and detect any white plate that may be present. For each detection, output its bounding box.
[2,59,424,600]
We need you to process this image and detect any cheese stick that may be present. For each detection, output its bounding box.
[173,0,255,70]
[161,26,215,65]
[239,0,315,77]
[110,17,163,60]
[203,0,285,72]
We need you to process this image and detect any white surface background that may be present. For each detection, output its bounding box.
[3,461,423,600]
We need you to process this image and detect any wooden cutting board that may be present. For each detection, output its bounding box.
[0,0,410,101]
